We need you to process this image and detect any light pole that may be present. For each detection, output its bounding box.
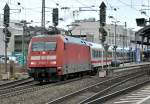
[20,20,31,70]
[112,21,119,67]
[120,34,126,66]
[108,15,120,67]
[128,28,135,62]
[41,0,45,30]
[122,22,127,66]
[20,20,26,69]
[114,22,117,67]
[104,44,109,74]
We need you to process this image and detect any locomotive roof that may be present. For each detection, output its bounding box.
[32,35,131,52]
[32,35,103,49]
[33,35,56,38]
[63,35,87,45]
[33,35,88,45]
[85,42,103,49]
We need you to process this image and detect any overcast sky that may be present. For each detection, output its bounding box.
[0,0,149,30]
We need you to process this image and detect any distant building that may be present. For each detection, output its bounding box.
[70,18,135,49]
[0,18,136,56]
[14,26,66,54]
[0,20,23,56]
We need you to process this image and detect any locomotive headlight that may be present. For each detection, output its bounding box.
[47,55,56,60]
[31,56,40,60]
[31,62,36,65]
[51,61,56,64]
[57,66,62,69]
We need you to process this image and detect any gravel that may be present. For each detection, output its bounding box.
[1,65,144,104]
[0,75,111,104]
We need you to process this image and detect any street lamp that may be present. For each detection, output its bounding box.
[20,20,31,69]
[112,20,120,67]
[128,28,135,63]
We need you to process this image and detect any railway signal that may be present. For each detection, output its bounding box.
[100,2,106,26]
[99,27,107,43]
[3,3,10,73]
[99,2,107,43]
[3,28,11,43]
[3,3,10,27]
[52,8,59,26]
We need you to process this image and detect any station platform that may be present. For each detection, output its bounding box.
[117,61,150,67]
[102,61,150,104]
[139,96,150,104]
[103,82,150,104]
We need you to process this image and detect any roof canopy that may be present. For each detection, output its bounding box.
[136,25,150,38]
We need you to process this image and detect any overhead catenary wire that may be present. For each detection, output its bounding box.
[1,0,150,29]
[117,0,149,17]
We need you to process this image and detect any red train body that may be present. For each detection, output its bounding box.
[27,34,129,82]
[27,35,93,81]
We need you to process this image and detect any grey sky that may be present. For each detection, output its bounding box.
[0,0,149,30]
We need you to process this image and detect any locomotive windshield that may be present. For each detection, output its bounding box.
[32,42,56,51]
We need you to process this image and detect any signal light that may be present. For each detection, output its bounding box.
[5,37,10,43]
[100,2,106,26]
[101,36,106,43]
[52,8,59,26]
[3,3,10,27]
[99,27,107,43]
[3,28,11,43]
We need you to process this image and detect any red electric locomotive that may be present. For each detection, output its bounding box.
[27,35,93,81]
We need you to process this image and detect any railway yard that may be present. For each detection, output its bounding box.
[1,0,150,104]
[0,62,149,104]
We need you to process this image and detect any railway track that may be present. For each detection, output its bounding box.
[0,81,38,95]
[83,76,150,104]
[79,74,150,104]
[1,64,149,104]
[0,77,33,90]
[45,68,149,104]
[0,76,90,99]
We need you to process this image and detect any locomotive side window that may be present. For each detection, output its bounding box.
[92,49,102,58]
[32,42,56,51]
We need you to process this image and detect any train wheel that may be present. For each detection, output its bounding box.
[90,69,97,76]
[39,80,46,84]
[58,75,67,81]
[90,71,95,76]
[62,75,68,81]
[79,73,83,77]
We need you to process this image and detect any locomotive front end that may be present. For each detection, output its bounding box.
[27,35,63,82]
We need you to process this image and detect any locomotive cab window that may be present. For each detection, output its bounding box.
[32,42,56,51]
[45,42,56,51]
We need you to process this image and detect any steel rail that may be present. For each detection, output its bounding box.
[0,76,89,99]
[79,73,146,104]
[45,68,147,104]
[0,81,38,95]
[85,78,150,104]
[0,77,33,90]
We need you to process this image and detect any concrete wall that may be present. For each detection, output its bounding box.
[0,20,23,55]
